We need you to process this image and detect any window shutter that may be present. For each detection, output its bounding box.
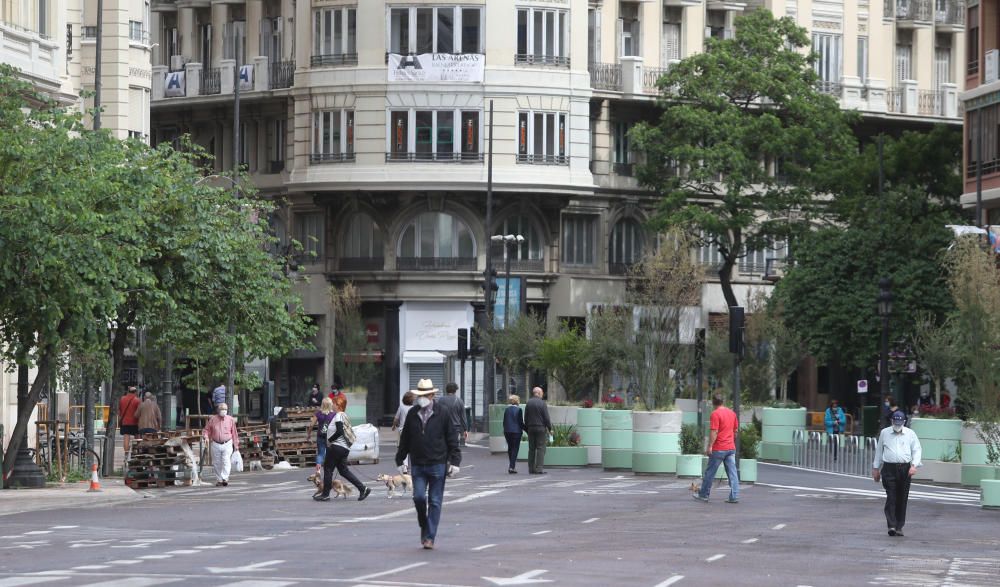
[895,44,912,83]
[935,47,950,88]
[663,23,680,62]
[616,17,623,59]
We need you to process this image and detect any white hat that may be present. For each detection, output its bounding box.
[410,378,439,396]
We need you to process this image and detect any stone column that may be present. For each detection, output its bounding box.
[902,78,918,113]
[591,99,611,177]
[914,25,934,90]
[281,0,295,62]
[150,11,162,66]
[943,82,958,118]
[185,61,202,96]
[152,64,167,99]
[211,1,228,68]
[620,55,643,97]
[220,58,235,94]
[253,55,269,91]
[246,0,263,59]
[179,6,195,61]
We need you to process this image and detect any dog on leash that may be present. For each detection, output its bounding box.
[376,473,412,498]
[311,474,354,499]
[248,459,264,471]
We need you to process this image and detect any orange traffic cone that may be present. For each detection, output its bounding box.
[87,463,102,492]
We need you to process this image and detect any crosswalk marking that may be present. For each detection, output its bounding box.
[214,582,295,587]
[74,578,184,587]
[758,482,980,507]
[0,578,70,587]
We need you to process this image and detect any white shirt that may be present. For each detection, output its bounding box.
[873,426,922,469]
[326,412,351,449]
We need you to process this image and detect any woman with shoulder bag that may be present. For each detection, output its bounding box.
[308,397,336,482]
[314,394,371,502]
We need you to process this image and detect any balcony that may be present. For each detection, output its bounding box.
[339,257,385,271]
[934,0,965,28]
[514,54,570,67]
[397,257,477,271]
[269,60,295,89]
[642,66,671,94]
[815,80,842,96]
[385,152,484,162]
[589,62,623,91]
[918,90,944,116]
[310,53,358,67]
[0,21,60,93]
[887,87,904,113]
[516,154,569,165]
[200,67,221,95]
[310,152,356,164]
[884,0,933,23]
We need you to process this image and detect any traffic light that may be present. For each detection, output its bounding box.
[729,306,745,358]
[483,267,499,304]
[457,328,468,360]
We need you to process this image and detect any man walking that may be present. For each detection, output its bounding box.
[693,394,740,503]
[202,402,239,487]
[396,379,461,550]
[873,410,922,537]
[211,383,227,411]
[437,382,468,446]
[118,386,141,455]
[136,392,162,436]
[524,387,552,475]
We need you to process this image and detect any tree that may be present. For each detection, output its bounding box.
[911,313,960,407]
[631,9,857,310]
[767,299,807,404]
[533,321,597,401]
[741,291,773,404]
[483,311,546,398]
[331,282,381,396]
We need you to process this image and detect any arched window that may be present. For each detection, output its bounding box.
[342,213,384,270]
[398,212,476,270]
[493,214,543,271]
[609,218,643,274]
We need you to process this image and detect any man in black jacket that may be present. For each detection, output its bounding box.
[396,379,461,550]
[524,386,552,474]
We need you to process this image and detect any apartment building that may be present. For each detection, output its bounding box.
[148,0,964,420]
[1,0,152,450]
[960,0,999,224]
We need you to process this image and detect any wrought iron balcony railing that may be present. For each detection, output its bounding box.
[201,67,221,95]
[589,62,622,91]
[385,152,485,162]
[514,54,570,67]
[269,60,295,89]
[311,53,359,67]
[397,257,477,271]
[310,152,356,164]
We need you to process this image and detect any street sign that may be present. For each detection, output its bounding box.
[493,276,525,328]
[857,380,868,394]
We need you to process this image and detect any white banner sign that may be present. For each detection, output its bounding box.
[387,53,485,83]
[164,71,186,97]
[239,64,254,91]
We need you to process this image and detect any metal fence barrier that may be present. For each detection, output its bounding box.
[791,429,877,477]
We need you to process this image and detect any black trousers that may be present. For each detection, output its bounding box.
[322,444,365,495]
[881,462,912,530]
[505,432,522,469]
[527,426,548,473]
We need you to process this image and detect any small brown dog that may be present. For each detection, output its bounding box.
[376,473,412,498]
[313,475,354,499]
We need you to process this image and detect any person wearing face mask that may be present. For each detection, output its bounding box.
[873,410,922,537]
[395,379,461,550]
[203,403,240,487]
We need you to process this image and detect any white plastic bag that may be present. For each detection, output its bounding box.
[231,450,244,473]
[348,423,379,463]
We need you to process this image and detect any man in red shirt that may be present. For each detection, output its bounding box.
[693,394,740,504]
[118,386,141,454]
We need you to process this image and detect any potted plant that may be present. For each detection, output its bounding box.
[676,423,703,478]
[543,424,587,467]
[739,424,760,483]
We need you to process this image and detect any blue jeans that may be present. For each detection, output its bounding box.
[699,450,740,501]
[316,439,327,467]
[411,463,448,542]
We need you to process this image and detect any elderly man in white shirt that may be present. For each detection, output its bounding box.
[873,410,922,537]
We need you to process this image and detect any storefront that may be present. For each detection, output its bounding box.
[399,301,475,403]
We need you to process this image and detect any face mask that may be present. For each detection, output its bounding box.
[416,397,431,408]
[892,424,903,432]
[218,410,228,417]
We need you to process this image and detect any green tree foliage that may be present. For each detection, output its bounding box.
[631,10,857,309]
[911,313,960,407]
[483,311,546,395]
[533,321,597,401]
[0,65,311,480]
[331,282,380,396]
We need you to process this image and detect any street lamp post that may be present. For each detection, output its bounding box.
[878,278,893,407]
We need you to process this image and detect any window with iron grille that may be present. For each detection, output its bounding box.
[313,7,357,65]
[398,212,476,259]
[388,6,482,54]
[312,110,355,163]
[516,7,569,66]
[812,33,842,93]
[561,215,597,266]
[609,218,643,272]
[344,214,384,259]
[296,212,325,261]
[517,111,568,164]
[387,109,481,161]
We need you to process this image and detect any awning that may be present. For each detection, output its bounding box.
[402,351,447,364]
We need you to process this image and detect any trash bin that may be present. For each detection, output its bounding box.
[861,405,879,438]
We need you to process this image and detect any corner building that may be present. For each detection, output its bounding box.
[150,0,964,421]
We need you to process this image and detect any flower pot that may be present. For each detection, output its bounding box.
[577,407,603,465]
[632,411,682,474]
[601,409,633,470]
[761,407,806,463]
[982,479,1000,509]
[543,446,588,467]
[675,454,703,478]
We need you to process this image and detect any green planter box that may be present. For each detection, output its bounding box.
[761,407,806,464]
[517,441,528,461]
[544,446,588,467]
[676,454,702,478]
[577,407,603,465]
[983,479,1000,510]
[490,404,524,454]
[602,409,633,470]
[909,418,962,462]
[740,458,757,483]
[632,411,682,474]
[962,464,997,487]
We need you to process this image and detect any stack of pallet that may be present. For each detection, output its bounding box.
[126,433,199,489]
[239,424,274,469]
[273,408,318,467]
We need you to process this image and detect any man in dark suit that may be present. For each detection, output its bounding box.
[524,387,552,474]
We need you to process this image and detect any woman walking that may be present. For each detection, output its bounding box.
[308,397,337,482]
[393,391,416,469]
[503,395,525,474]
[314,394,371,502]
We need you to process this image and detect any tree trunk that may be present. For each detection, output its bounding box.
[1,356,52,480]
[935,377,942,408]
[718,257,739,310]
[109,320,130,426]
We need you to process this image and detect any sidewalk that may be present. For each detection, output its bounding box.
[0,479,140,517]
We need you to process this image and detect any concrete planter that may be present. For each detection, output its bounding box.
[549,405,578,427]
[675,454,702,478]
[344,392,367,424]
[909,418,961,461]
[517,440,528,461]
[543,446,588,467]
[490,404,524,454]
[961,422,998,487]
[632,410,683,474]
[601,410,633,470]
[982,479,1000,510]
[761,407,806,463]
[914,460,962,485]
[676,398,700,428]
[576,408,603,465]
[740,458,757,484]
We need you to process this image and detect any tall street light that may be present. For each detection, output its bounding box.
[878,278,893,407]
[490,233,523,396]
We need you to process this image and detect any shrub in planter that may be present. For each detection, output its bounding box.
[680,423,703,455]
[739,425,760,460]
[550,424,581,447]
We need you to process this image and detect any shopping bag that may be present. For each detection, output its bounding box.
[231,450,244,473]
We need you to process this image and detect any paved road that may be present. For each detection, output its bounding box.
[0,441,997,587]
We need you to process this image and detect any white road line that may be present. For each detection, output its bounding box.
[22,531,51,535]
[50,526,79,529]
[214,582,295,587]
[653,576,685,587]
[195,545,227,550]
[165,550,199,555]
[772,524,786,530]
[76,578,184,587]
[581,518,600,524]
[137,555,174,560]
[107,560,143,566]
[471,544,496,551]
[72,567,110,571]
[741,538,759,544]
[0,578,70,586]
[532,530,552,535]
[220,541,249,545]
[706,554,726,562]
[349,562,428,581]
[242,537,276,542]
